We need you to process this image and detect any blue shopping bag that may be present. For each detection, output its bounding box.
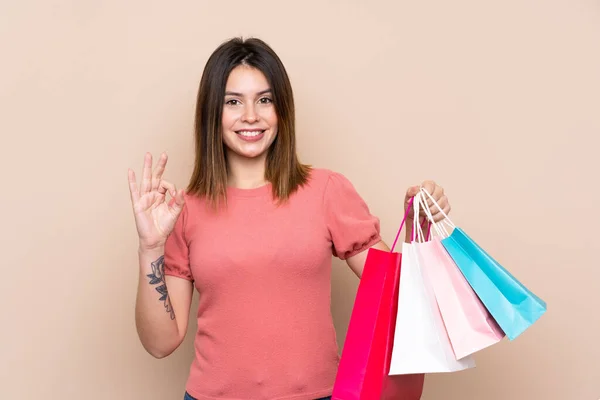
[420,188,547,341]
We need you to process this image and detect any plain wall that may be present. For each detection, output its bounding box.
[2,1,599,399]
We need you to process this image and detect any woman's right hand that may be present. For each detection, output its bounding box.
[128,152,186,250]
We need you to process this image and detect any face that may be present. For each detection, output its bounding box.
[221,65,278,160]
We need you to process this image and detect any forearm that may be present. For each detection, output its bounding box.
[135,246,181,358]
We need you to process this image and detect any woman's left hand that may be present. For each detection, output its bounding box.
[404,180,451,223]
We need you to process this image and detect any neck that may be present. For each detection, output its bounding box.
[227,151,268,189]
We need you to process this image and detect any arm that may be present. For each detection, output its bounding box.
[346,182,448,279]
[345,240,389,278]
[128,152,193,359]
[135,246,193,358]
[345,222,415,279]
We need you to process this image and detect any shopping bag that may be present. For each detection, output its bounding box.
[415,194,505,360]
[388,194,476,374]
[332,197,424,399]
[420,188,547,341]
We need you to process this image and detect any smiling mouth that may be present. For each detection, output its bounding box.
[236,130,266,138]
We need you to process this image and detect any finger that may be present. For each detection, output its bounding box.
[141,153,152,195]
[421,184,443,212]
[169,189,186,215]
[420,180,435,196]
[419,206,431,219]
[433,204,451,223]
[128,169,140,204]
[429,195,448,219]
[417,190,435,216]
[431,194,447,211]
[430,198,450,222]
[405,185,420,199]
[158,180,177,197]
[152,152,168,192]
[421,184,436,210]
[432,184,444,201]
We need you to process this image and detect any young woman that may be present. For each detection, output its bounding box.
[128,37,451,400]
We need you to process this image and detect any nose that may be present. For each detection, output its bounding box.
[241,104,259,123]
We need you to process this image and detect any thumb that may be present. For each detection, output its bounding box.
[168,189,186,213]
[405,185,420,199]
[175,189,186,206]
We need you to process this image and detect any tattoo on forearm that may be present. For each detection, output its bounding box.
[146,255,175,320]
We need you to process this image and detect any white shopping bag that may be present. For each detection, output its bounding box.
[388,193,476,375]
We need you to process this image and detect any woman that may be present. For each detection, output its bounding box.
[128,37,451,400]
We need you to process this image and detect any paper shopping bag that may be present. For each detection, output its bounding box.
[420,188,547,341]
[416,195,505,359]
[415,237,505,359]
[388,195,476,374]
[332,198,424,400]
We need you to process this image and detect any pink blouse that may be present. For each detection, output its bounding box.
[164,168,381,399]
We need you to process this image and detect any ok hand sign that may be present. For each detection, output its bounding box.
[128,152,186,250]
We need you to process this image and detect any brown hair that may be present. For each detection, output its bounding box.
[187,37,311,207]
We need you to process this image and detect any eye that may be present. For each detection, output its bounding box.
[225,99,241,106]
[259,97,273,104]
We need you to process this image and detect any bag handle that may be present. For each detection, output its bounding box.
[419,187,455,237]
[419,193,448,237]
[413,192,423,242]
[390,196,414,252]
[390,193,433,252]
[412,192,432,243]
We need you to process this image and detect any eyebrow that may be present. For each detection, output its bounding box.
[224,89,272,97]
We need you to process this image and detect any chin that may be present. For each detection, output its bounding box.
[231,150,263,159]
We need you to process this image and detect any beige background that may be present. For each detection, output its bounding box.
[2,0,599,399]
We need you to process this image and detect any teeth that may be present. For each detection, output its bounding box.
[238,130,263,137]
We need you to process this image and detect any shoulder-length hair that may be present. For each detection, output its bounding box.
[186,37,311,207]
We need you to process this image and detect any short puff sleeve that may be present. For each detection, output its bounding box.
[164,202,193,281]
[323,172,381,260]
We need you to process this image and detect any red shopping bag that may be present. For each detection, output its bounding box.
[332,198,424,399]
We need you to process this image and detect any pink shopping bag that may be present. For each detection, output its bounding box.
[416,191,505,359]
[332,197,424,399]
